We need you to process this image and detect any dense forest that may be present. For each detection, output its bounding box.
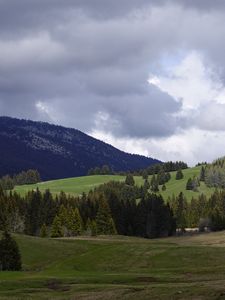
[1,170,225,239]
[0,179,175,239]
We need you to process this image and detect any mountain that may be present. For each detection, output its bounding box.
[0,116,160,180]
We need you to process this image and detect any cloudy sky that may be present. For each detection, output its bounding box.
[1,0,225,165]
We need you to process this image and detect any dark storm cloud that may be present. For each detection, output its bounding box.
[0,0,225,138]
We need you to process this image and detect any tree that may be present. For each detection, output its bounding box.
[150,175,159,192]
[173,192,187,231]
[142,170,148,180]
[101,165,111,175]
[186,178,193,190]
[25,189,42,235]
[40,223,48,238]
[67,208,82,236]
[0,231,22,271]
[96,194,117,235]
[200,166,206,182]
[125,174,135,186]
[162,184,166,191]
[176,169,184,180]
[51,216,63,238]
[143,179,150,191]
[91,220,97,236]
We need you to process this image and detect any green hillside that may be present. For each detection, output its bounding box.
[14,166,215,201]
[1,232,225,299]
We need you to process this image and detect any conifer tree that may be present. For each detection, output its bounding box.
[174,192,187,231]
[96,194,116,234]
[0,231,22,271]
[150,175,159,192]
[91,220,97,236]
[143,179,150,191]
[58,205,68,227]
[142,170,148,180]
[51,216,63,238]
[40,223,48,238]
[200,166,206,181]
[67,208,82,236]
[125,174,135,186]
[186,178,193,190]
[162,184,166,191]
[176,169,184,180]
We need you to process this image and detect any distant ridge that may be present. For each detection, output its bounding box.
[0,116,161,180]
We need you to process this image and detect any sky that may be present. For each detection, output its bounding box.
[1,0,225,165]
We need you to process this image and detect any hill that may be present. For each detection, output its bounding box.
[0,116,160,180]
[14,166,216,200]
[1,232,225,299]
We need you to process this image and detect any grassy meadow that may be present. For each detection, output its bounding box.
[14,166,215,201]
[1,232,225,299]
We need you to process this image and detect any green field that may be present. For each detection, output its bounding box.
[14,166,215,201]
[2,232,225,299]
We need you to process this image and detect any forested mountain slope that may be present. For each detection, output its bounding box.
[0,116,160,180]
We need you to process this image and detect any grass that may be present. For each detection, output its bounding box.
[14,166,215,201]
[2,232,225,299]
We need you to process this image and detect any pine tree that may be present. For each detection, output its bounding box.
[40,223,48,238]
[142,170,148,180]
[109,218,117,235]
[125,174,135,186]
[67,208,82,236]
[200,166,205,181]
[58,205,68,227]
[186,178,193,190]
[96,194,116,234]
[162,184,166,191]
[143,179,150,190]
[174,192,187,231]
[176,169,184,180]
[101,165,111,175]
[0,231,22,271]
[150,175,159,192]
[91,220,97,236]
[51,216,63,238]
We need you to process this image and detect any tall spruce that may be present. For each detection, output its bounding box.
[67,208,82,236]
[0,231,22,271]
[51,215,63,238]
[96,194,117,235]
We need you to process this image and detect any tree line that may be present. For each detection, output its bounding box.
[0,169,41,190]
[0,179,176,239]
[169,190,225,232]
[87,161,188,176]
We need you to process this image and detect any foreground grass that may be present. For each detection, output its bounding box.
[2,232,225,299]
[14,166,215,201]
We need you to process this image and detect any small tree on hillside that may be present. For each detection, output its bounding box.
[125,174,135,186]
[176,169,184,180]
[0,231,22,271]
[162,184,166,191]
[150,175,159,192]
[186,178,193,190]
[200,166,206,182]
